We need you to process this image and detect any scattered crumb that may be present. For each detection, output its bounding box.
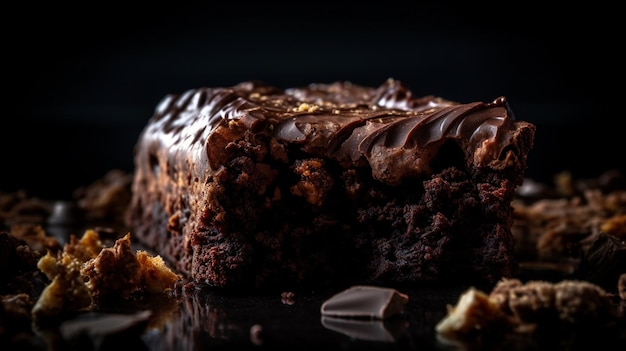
[435,287,512,338]
[619,274,626,300]
[601,214,626,240]
[250,324,264,346]
[9,223,61,254]
[436,278,623,342]
[280,291,295,305]
[512,174,626,262]
[73,169,133,223]
[32,229,180,320]
[0,191,51,229]
[489,278,620,325]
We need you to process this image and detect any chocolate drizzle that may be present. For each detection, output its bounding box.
[139,79,534,185]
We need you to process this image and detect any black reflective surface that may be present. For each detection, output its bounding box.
[29,271,626,351]
[144,285,463,351]
[3,202,625,351]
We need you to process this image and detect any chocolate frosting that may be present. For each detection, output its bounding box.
[139,79,534,185]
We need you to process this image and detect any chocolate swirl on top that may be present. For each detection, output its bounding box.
[141,79,533,185]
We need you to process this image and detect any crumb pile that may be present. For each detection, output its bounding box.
[1,171,180,349]
[33,229,180,320]
[513,170,626,293]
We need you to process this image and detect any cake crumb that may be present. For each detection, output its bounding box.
[32,229,180,319]
[489,278,620,325]
[82,233,180,298]
[250,324,264,345]
[281,291,295,305]
[9,223,61,253]
[435,287,512,337]
[436,278,623,343]
[601,214,626,240]
[619,273,626,300]
[73,169,132,223]
[294,102,319,112]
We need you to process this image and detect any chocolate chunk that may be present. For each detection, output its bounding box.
[320,285,409,319]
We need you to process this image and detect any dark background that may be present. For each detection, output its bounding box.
[2,2,621,199]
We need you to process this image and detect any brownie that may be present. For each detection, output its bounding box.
[125,79,536,289]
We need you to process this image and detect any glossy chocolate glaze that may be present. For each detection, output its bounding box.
[139,79,534,186]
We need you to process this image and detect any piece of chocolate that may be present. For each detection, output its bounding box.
[320,285,409,319]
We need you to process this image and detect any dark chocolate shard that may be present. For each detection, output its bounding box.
[321,315,409,342]
[320,285,409,319]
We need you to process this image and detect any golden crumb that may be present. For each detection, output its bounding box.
[65,228,105,262]
[436,278,622,341]
[135,250,180,294]
[490,278,621,324]
[81,233,180,299]
[554,171,575,197]
[619,274,626,300]
[33,248,93,318]
[32,229,180,319]
[435,287,511,337]
[601,214,626,240]
[293,103,320,113]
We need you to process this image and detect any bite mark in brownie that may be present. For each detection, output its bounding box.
[126,79,536,289]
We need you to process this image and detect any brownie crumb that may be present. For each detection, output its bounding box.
[436,278,623,345]
[0,232,49,299]
[619,274,626,300]
[280,291,295,305]
[32,229,180,321]
[250,324,264,346]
